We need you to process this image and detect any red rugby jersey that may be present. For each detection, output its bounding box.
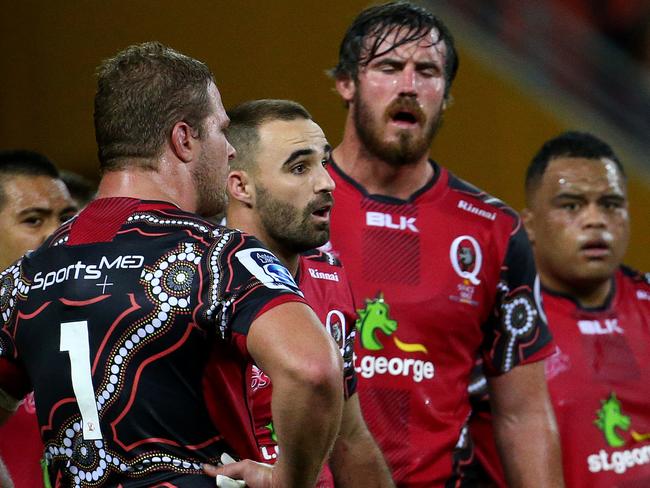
[326,160,553,487]
[0,392,43,487]
[245,249,358,487]
[546,267,650,486]
[470,267,650,487]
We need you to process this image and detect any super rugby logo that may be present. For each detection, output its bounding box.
[355,294,434,383]
[235,248,302,295]
[588,393,650,474]
[450,235,482,285]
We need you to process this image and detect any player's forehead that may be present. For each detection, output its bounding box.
[363,26,446,66]
[207,82,228,124]
[257,118,328,161]
[1,175,73,213]
[542,157,626,197]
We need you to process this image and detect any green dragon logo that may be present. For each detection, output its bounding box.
[265,421,277,443]
[595,393,631,447]
[356,293,427,353]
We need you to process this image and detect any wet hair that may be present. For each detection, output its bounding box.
[331,1,458,99]
[94,41,215,171]
[226,99,312,171]
[0,150,60,208]
[525,131,626,202]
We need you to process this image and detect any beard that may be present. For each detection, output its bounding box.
[353,91,442,166]
[193,148,227,219]
[256,184,332,254]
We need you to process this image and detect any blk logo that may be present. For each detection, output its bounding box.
[366,211,418,233]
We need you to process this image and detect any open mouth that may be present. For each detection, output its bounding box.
[312,203,332,219]
[580,240,611,258]
[391,111,419,124]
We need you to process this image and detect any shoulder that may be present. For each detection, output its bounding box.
[300,249,343,268]
[618,265,650,297]
[445,170,521,227]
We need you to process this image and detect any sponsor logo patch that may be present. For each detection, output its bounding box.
[355,293,434,383]
[587,392,650,474]
[235,248,302,294]
[457,199,496,221]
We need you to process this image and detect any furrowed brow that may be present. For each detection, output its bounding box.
[283,148,315,166]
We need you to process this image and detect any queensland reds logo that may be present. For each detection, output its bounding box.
[450,235,482,285]
[325,310,346,354]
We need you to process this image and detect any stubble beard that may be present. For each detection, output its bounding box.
[353,92,442,167]
[193,149,227,218]
[256,184,330,254]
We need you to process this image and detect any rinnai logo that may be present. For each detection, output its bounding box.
[637,290,650,301]
[32,255,145,291]
[457,200,496,221]
[577,319,624,335]
[366,211,418,233]
[308,268,339,282]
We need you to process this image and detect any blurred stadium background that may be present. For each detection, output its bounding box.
[0,0,648,269]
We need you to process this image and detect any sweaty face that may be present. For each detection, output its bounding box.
[351,28,447,166]
[0,175,77,269]
[526,157,629,294]
[193,83,236,217]
[252,118,334,254]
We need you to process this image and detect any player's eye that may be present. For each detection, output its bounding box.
[21,216,44,227]
[291,163,307,175]
[561,202,580,211]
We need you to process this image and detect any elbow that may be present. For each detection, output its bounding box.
[297,344,344,400]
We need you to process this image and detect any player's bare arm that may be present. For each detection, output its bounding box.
[329,394,394,487]
[207,301,343,487]
[488,362,564,487]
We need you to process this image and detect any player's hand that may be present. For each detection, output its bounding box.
[203,456,273,488]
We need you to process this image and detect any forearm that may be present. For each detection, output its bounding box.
[329,426,394,487]
[489,364,564,487]
[271,366,343,487]
[493,407,563,487]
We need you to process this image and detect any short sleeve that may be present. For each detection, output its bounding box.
[480,223,554,376]
[203,231,307,340]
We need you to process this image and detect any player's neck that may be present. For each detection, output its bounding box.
[333,136,433,200]
[542,273,613,309]
[226,208,300,276]
[96,158,195,211]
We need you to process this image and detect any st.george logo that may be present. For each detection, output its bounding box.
[357,293,426,353]
[355,294,435,382]
[595,393,650,447]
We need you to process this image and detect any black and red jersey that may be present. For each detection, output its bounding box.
[245,249,357,487]
[326,160,553,487]
[470,267,650,487]
[0,198,305,487]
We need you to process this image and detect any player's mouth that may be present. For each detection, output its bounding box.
[311,203,332,222]
[386,98,425,129]
[579,239,611,259]
[391,110,420,127]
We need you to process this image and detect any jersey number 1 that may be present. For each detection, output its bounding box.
[60,321,103,440]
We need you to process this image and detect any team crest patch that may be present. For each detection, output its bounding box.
[449,235,482,285]
[235,248,301,294]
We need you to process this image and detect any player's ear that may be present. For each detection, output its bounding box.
[335,75,356,104]
[521,208,535,244]
[170,120,198,163]
[227,170,254,207]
